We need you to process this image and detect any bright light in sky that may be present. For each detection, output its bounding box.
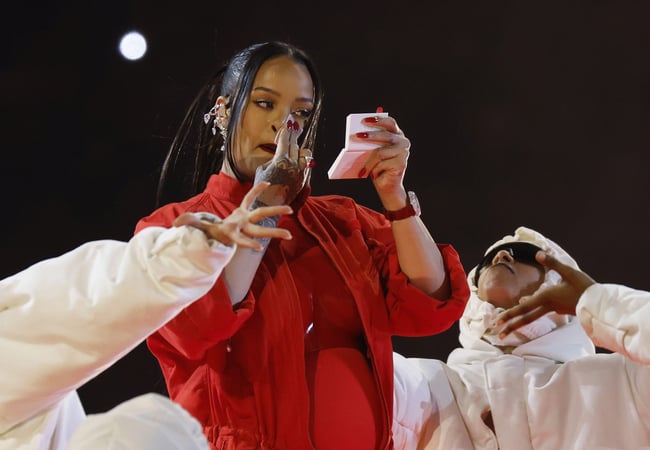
[119,31,147,61]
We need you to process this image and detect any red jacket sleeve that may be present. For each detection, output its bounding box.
[355,204,469,336]
[136,199,256,361]
[383,243,469,336]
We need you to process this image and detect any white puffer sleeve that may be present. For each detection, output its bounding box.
[0,225,234,432]
[577,283,650,365]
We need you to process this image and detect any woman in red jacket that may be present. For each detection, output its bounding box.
[136,41,469,449]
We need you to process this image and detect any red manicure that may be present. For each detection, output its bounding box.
[307,159,316,168]
[362,116,380,124]
[356,132,369,138]
[376,106,383,113]
[287,120,293,129]
[293,121,299,131]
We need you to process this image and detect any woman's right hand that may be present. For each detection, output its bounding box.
[173,182,293,251]
[253,115,313,206]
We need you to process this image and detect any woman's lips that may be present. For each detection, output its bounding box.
[259,144,276,154]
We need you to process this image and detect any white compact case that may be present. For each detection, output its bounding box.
[327,112,389,179]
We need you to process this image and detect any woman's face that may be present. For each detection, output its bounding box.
[222,55,315,182]
[477,249,545,309]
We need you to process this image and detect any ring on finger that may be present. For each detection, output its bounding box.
[195,212,222,224]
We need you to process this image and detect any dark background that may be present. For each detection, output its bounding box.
[2,1,649,414]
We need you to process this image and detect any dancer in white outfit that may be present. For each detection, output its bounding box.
[393,226,650,450]
[0,182,292,450]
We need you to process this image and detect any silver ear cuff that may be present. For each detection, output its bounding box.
[203,105,220,136]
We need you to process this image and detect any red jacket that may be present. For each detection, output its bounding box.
[136,173,469,449]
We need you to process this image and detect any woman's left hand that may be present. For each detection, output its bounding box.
[353,115,411,209]
[253,115,313,207]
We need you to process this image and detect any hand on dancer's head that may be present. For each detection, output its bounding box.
[496,251,596,337]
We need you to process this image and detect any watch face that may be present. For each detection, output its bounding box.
[383,191,421,221]
[407,191,421,216]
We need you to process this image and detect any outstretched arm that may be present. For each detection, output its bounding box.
[0,182,292,432]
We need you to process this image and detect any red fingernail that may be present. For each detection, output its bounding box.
[307,159,316,168]
[375,106,383,113]
[287,120,293,129]
[356,132,369,138]
[362,116,380,123]
[293,121,299,131]
[358,168,367,177]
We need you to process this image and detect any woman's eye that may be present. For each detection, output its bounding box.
[294,109,312,119]
[254,100,273,109]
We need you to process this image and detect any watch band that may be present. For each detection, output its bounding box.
[383,191,421,221]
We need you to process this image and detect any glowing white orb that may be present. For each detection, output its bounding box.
[119,31,147,61]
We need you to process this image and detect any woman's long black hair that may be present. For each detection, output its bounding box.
[156,41,323,207]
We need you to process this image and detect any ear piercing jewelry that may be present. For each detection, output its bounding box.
[203,105,219,135]
[204,104,228,141]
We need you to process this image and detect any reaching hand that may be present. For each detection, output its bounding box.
[496,251,596,337]
[173,182,293,251]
